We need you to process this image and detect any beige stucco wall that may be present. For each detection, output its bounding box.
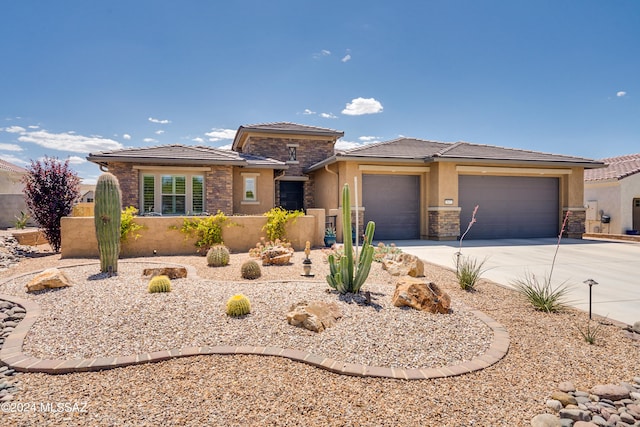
[312,165,339,210]
[232,168,275,214]
[585,173,640,234]
[60,213,323,258]
[0,172,25,194]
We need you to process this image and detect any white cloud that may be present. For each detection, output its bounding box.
[81,177,97,185]
[218,144,232,150]
[359,136,379,142]
[148,117,171,124]
[67,155,86,165]
[320,112,338,119]
[341,54,352,63]
[205,128,236,142]
[123,134,131,140]
[17,129,124,153]
[143,138,157,143]
[28,125,40,129]
[5,126,26,133]
[617,91,627,97]
[313,49,331,59]
[1,154,28,165]
[192,137,204,143]
[155,130,165,135]
[342,97,383,115]
[0,143,22,151]
[303,109,316,115]
[335,139,362,150]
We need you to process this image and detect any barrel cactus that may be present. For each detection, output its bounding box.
[94,172,122,274]
[241,259,261,280]
[207,245,230,267]
[148,275,171,293]
[226,294,251,317]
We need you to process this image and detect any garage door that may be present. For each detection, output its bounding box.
[458,176,559,239]
[362,174,420,240]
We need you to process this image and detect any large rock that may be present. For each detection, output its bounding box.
[287,301,342,333]
[632,320,640,334]
[382,253,424,277]
[26,268,73,292]
[589,384,630,401]
[531,414,561,427]
[261,246,292,266]
[142,266,187,279]
[392,277,450,314]
[550,391,577,407]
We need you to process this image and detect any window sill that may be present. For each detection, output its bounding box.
[285,161,299,165]
[241,200,260,205]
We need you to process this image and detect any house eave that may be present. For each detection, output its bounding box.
[305,155,427,173]
[232,126,344,151]
[86,156,246,167]
[428,157,606,169]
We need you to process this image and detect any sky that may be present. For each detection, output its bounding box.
[1,0,638,184]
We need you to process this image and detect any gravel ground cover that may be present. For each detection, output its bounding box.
[1,247,639,426]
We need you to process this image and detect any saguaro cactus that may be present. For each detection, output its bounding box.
[94,172,122,273]
[326,184,376,294]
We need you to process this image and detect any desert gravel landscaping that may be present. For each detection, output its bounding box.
[1,244,639,426]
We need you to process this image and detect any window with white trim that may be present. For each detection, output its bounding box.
[141,171,205,215]
[243,174,258,202]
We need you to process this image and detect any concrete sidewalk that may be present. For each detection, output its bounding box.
[394,238,640,327]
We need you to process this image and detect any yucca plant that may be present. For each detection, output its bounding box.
[455,255,486,291]
[576,319,605,345]
[511,271,570,313]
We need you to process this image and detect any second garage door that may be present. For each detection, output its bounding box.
[458,175,559,239]
[362,174,420,240]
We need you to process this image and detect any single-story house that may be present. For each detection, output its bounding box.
[584,153,640,235]
[87,122,604,241]
[0,159,29,228]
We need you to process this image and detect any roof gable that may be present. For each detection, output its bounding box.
[0,159,27,174]
[232,122,344,151]
[584,153,640,181]
[87,144,285,168]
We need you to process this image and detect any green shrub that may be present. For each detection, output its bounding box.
[14,211,30,229]
[121,206,144,242]
[262,207,303,241]
[511,272,570,313]
[176,211,236,253]
[148,275,171,293]
[576,319,605,345]
[455,255,486,291]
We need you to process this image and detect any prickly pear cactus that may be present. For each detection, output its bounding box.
[148,275,171,293]
[241,259,261,280]
[94,172,122,273]
[206,245,230,267]
[226,294,251,317]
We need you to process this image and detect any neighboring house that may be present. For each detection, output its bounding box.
[0,159,28,228]
[584,153,640,235]
[87,122,604,241]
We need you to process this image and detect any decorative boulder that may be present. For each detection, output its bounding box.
[392,277,450,314]
[382,253,424,277]
[632,320,640,334]
[26,268,73,292]
[261,246,292,266]
[142,266,188,279]
[287,301,342,333]
[590,384,630,401]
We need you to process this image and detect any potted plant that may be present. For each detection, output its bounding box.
[324,227,336,247]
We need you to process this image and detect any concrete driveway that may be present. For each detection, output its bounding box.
[394,238,640,326]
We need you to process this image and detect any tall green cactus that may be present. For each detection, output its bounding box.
[94,172,122,273]
[326,184,376,294]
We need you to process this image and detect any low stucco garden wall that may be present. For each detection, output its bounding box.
[60,208,325,258]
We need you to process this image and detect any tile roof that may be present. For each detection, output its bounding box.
[87,144,285,168]
[238,122,344,136]
[0,159,27,174]
[584,153,640,181]
[333,138,602,165]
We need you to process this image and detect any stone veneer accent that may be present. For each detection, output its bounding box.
[107,162,138,209]
[563,208,586,239]
[428,207,461,240]
[206,166,233,215]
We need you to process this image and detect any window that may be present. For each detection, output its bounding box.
[243,174,257,202]
[286,144,299,164]
[140,171,205,215]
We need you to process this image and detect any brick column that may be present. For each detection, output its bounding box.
[562,207,586,239]
[427,207,461,241]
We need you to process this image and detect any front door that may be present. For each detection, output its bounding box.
[633,198,640,231]
[279,181,304,211]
